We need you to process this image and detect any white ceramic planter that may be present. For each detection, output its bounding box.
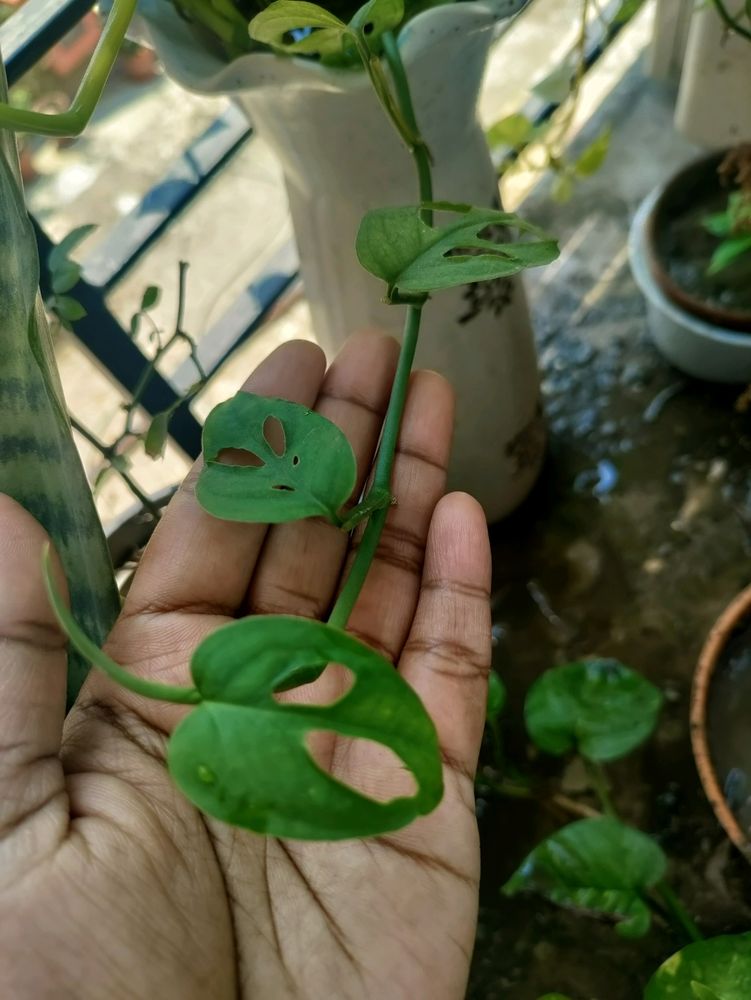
[675,6,751,148]
[629,188,751,383]
[135,0,545,521]
[647,0,693,82]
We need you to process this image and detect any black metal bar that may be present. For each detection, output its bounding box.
[1,0,96,87]
[35,221,204,457]
[83,104,252,290]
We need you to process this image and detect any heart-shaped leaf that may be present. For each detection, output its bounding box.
[196,393,357,525]
[645,934,751,1000]
[503,817,667,938]
[524,658,663,763]
[168,615,443,839]
[356,202,559,302]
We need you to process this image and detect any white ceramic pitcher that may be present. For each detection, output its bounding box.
[138,0,545,520]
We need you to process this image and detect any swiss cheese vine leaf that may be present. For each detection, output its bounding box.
[524,658,663,763]
[249,0,403,59]
[249,1,348,56]
[645,934,751,1000]
[196,393,357,525]
[168,615,444,839]
[503,818,666,939]
[356,202,559,302]
[44,554,444,840]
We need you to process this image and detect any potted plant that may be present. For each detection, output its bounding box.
[630,4,751,384]
[0,0,558,840]
[127,0,543,521]
[629,143,751,382]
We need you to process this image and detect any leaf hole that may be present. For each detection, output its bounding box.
[272,484,296,492]
[305,732,418,803]
[263,415,286,457]
[216,447,265,468]
[363,21,374,34]
[292,455,300,466]
[273,663,354,706]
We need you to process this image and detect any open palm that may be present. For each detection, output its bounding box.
[0,331,491,999]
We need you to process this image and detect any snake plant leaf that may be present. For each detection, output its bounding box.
[356,203,559,302]
[524,658,663,763]
[503,817,667,939]
[645,934,751,1000]
[0,83,118,705]
[168,615,443,839]
[196,393,357,525]
[249,1,349,56]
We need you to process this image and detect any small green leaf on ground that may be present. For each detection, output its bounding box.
[197,393,357,525]
[356,203,558,302]
[503,817,667,938]
[524,658,663,762]
[486,671,506,722]
[169,614,443,838]
[645,933,751,999]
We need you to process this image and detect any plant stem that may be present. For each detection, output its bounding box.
[328,304,421,628]
[654,881,703,943]
[0,0,138,136]
[328,23,435,630]
[381,31,433,223]
[43,547,201,705]
[584,758,617,818]
[710,0,751,42]
[69,416,161,518]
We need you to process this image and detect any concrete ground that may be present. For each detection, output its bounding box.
[20,0,655,527]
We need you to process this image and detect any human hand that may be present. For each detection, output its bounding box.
[0,330,491,999]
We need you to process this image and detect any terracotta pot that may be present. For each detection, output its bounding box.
[691,585,751,862]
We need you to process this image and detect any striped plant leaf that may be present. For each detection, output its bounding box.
[0,66,119,703]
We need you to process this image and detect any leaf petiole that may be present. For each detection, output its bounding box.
[42,546,202,705]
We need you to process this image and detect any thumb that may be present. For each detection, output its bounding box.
[0,494,67,833]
